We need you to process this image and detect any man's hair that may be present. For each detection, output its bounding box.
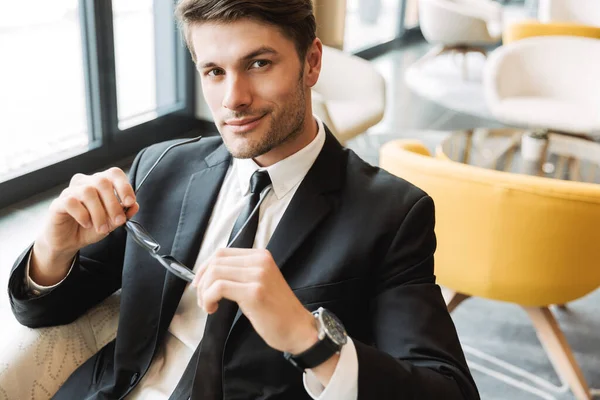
[175,0,317,63]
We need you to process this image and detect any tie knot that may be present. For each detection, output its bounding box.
[249,170,271,194]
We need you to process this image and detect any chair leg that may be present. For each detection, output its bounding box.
[445,291,470,313]
[471,47,488,59]
[413,45,446,67]
[524,307,592,400]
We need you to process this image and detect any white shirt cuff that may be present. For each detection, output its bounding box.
[25,250,75,296]
[302,337,358,400]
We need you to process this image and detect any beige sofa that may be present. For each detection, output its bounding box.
[0,292,120,399]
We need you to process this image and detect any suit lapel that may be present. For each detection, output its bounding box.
[269,128,345,273]
[157,143,231,333]
[229,128,346,329]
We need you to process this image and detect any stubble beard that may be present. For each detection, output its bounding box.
[225,75,307,160]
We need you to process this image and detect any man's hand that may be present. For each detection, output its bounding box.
[192,248,318,355]
[31,168,139,286]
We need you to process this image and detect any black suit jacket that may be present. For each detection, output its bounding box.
[9,128,479,399]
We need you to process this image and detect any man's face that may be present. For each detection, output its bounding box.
[190,19,310,159]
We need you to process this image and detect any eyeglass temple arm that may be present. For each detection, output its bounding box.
[134,135,203,195]
[119,135,203,212]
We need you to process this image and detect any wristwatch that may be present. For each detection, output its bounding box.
[283,307,348,372]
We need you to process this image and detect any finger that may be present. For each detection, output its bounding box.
[200,280,247,314]
[94,175,127,229]
[77,186,110,234]
[192,259,210,288]
[196,264,244,309]
[192,252,254,287]
[62,195,93,229]
[215,248,273,266]
[124,202,140,220]
[192,249,227,287]
[198,264,258,298]
[215,247,257,256]
[50,192,93,229]
[197,264,263,312]
[107,167,136,207]
[69,173,89,187]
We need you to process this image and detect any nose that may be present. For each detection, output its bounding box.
[222,74,252,111]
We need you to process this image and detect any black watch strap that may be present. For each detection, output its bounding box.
[283,335,340,372]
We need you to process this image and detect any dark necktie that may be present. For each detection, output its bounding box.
[169,170,272,400]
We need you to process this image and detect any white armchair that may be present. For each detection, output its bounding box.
[417,0,502,78]
[311,45,386,145]
[538,0,600,26]
[0,293,120,399]
[483,35,600,136]
[419,0,503,47]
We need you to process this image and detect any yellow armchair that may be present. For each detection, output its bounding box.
[504,20,600,43]
[380,139,600,400]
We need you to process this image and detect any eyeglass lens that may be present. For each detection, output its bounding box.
[124,220,160,253]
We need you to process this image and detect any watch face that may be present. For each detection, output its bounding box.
[320,309,348,346]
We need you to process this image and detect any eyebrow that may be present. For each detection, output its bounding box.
[198,46,279,69]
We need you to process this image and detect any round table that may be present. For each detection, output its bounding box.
[439,128,600,184]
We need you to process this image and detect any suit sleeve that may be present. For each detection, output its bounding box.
[7,148,148,328]
[354,195,480,399]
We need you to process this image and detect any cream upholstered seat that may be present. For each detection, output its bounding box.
[0,292,120,399]
[416,0,502,80]
[483,35,600,137]
[419,0,503,47]
[311,45,385,145]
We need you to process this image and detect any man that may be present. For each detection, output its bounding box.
[8,0,480,399]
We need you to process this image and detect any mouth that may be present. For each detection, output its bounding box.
[224,114,266,134]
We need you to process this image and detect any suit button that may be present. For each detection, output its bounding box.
[130,372,139,386]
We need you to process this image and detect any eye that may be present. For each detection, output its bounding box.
[250,60,271,69]
[206,68,224,77]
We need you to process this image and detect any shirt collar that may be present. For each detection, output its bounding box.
[234,116,326,199]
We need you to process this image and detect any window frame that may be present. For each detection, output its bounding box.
[346,0,423,60]
[0,0,210,209]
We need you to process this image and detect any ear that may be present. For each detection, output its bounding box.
[304,38,322,88]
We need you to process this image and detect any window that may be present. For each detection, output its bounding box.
[403,0,420,30]
[0,1,89,182]
[113,0,158,127]
[112,0,180,129]
[344,0,402,52]
[0,0,203,209]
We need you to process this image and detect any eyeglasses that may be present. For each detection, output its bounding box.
[118,136,272,282]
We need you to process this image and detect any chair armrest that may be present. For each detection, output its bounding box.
[483,45,523,109]
[0,293,120,399]
[428,0,501,22]
[313,46,385,106]
[457,0,504,39]
[457,0,502,21]
[419,0,500,43]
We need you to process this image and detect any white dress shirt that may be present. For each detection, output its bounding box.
[27,117,358,399]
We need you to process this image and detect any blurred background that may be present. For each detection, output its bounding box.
[1,1,600,399]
